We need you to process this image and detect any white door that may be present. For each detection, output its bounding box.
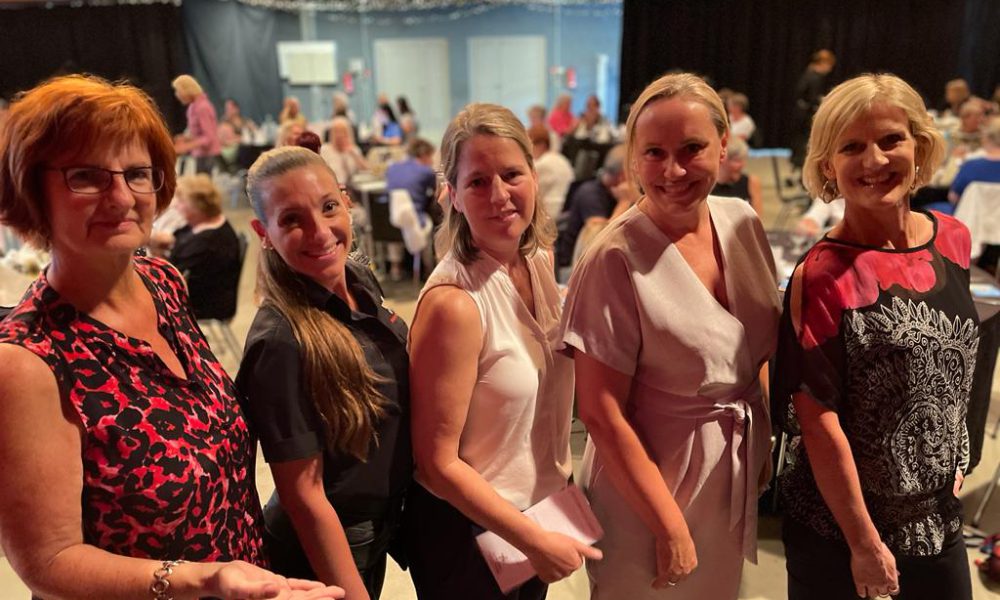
[468,35,547,124]
[374,38,451,143]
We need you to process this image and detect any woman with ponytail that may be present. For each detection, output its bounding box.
[237,146,412,600]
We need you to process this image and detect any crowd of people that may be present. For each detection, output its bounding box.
[0,60,991,600]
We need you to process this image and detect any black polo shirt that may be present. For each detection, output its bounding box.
[236,260,412,523]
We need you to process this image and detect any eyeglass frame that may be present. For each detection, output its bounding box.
[43,165,166,195]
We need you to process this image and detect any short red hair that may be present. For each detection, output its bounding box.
[0,74,176,248]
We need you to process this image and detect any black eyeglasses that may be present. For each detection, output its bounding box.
[46,166,165,195]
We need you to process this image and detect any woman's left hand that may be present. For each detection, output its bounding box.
[207,560,345,599]
[954,469,965,497]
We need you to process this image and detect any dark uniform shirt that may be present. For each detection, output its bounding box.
[236,260,412,525]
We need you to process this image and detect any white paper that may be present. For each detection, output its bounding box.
[475,485,604,594]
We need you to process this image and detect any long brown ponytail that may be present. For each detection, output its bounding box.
[248,146,386,460]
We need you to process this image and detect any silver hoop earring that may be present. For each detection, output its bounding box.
[909,166,921,192]
[822,178,839,200]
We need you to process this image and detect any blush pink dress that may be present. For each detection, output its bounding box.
[561,197,781,599]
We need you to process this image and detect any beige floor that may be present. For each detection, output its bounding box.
[2,157,1000,598]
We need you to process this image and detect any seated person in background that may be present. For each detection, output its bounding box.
[529,124,575,218]
[941,78,971,121]
[321,116,368,184]
[384,138,439,280]
[279,96,307,127]
[293,130,322,155]
[555,144,634,268]
[371,94,403,146]
[528,104,561,152]
[931,99,988,188]
[223,98,256,136]
[548,93,577,138]
[571,94,613,143]
[277,121,306,148]
[795,196,846,238]
[711,137,763,215]
[217,121,242,174]
[166,174,242,321]
[949,116,1000,203]
[386,138,438,226]
[727,92,756,142]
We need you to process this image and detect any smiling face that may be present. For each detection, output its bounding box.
[632,96,727,209]
[449,134,537,256]
[251,164,352,291]
[823,102,916,211]
[43,140,156,257]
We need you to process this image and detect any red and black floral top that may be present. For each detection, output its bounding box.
[0,256,265,563]
[774,211,977,557]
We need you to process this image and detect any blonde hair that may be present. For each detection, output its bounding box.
[803,73,946,202]
[623,72,728,191]
[247,146,386,460]
[171,74,203,99]
[176,174,223,218]
[437,102,555,264]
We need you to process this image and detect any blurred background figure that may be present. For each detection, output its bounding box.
[572,94,613,143]
[223,98,256,137]
[371,93,402,146]
[293,130,323,155]
[930,98,988,191]
[384,137,439,280]
[277,121,306,148]
[321,116,369,185]
[397,95,419,143]
[951,116,1000,204]
[529,124,574,218]
[790,49,836,170]
[555,144,629,270]
[171,74,221,174]
[528,104,560,152]
[711,137,763,216]
[279,96,307,127]
[726,92,756,143]
[548,93,577,138]
[165,174,242,321]
[794,196,846,239]
[942,78,972,121]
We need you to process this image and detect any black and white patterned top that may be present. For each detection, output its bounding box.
[774,211,977,556]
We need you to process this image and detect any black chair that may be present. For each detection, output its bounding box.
[198,231,248,360]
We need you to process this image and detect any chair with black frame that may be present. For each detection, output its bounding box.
[749,147,811,229]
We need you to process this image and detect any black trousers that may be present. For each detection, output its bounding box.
[402,483,548,600]
[783,517,972,600]
[262,494,400,600]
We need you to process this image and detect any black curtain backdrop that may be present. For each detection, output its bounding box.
[0,3,190,132]
[182,0,284,124]
[958,0,1000,101]
[620,0,971,148]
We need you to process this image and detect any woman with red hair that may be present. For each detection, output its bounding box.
[0,74,343,600]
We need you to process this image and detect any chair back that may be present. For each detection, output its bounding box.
[956,182,1000,259]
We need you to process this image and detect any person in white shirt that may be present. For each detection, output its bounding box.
[727,93,756,142]
[528,124,575,218]
[320,117,368,185]
[405,102,599,600]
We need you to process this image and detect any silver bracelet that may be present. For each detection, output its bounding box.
[150,559,187,600]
